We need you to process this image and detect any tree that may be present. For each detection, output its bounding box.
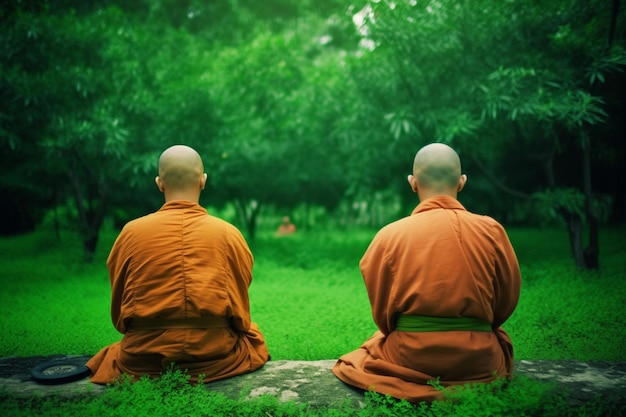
[349,0,625,268]
[3,0,623,267]
[476,0,626,268]
[1,4,218,259]
[2,0,360,249]
[205,18,358,238]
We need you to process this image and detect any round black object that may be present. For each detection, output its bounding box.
[30,359,90,385]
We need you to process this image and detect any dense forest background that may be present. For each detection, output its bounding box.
[1,0,625,268]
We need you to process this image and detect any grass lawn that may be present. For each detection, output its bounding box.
[0,222,624,416]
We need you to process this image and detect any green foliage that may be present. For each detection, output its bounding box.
[0,365,313,417]
[1,3,221,253]
[354,375,625,416]
[2,0,625,261]
[205,24,354,212]
[360,0,625,140]
[353,0,625,244]
[532,188,613,223]
[587,46,626,84]
[2,366,623,416]
[534,188,587,219]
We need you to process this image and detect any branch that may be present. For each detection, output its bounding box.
[609,0,620,49]
[466,152,532,200]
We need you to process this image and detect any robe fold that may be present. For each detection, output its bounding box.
[87,200,269,384]
[332,196,521,402]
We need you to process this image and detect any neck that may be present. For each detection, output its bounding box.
[418,190,457,202]
[163,190,200,203]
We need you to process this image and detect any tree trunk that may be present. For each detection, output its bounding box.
[67,169,108,262]
[558,209,587,269]
[82,233,100,262]
[581,131,599,269]
[584,219,599,269]
[234,199,260,241]
[468,147,597,269]
[76,196,107,262]
[247,208,258,241]
[53,192,61,242]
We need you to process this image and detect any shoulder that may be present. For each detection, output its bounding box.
[116,212,153,233]
[460,211,511,244]
[465,211,506,230]
[203,214,250,247]
[370,215,413,245]
[204,214,241,234]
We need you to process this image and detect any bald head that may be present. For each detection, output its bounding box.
[155,145,207,201]
[408,143,467,199]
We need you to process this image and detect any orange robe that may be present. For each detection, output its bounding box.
[332,196,521,402]
[87,200,269,384]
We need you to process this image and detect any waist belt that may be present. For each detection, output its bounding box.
[128,316,230,330]
[396,315,492,332]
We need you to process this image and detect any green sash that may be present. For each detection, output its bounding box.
[395,315,492,332]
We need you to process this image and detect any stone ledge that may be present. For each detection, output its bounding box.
[1,355,625,408]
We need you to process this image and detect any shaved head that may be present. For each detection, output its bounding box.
[410,143,466,197]
[157,145,205,191]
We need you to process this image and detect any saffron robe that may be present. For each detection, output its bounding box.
[332,196,521,402]
[87,200,269,384]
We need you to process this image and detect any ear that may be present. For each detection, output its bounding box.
[457,174,467,192]
[155,176,164,192]
[407,174,418,193]
[200,173,208,190]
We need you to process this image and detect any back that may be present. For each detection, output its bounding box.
[361,195,520,334]
[107,200,253,332]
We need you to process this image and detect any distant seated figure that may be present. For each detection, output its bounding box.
[276,216,296,236]
[332,143,522,402]
[86,145,270,384]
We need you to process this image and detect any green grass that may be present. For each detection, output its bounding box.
[1,223,625,416]
[2,365,622,416]
[505,227,626,360]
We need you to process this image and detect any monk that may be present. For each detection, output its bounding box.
[275,216,296,236]
[332,143,521,402]
[87,145,269,384]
